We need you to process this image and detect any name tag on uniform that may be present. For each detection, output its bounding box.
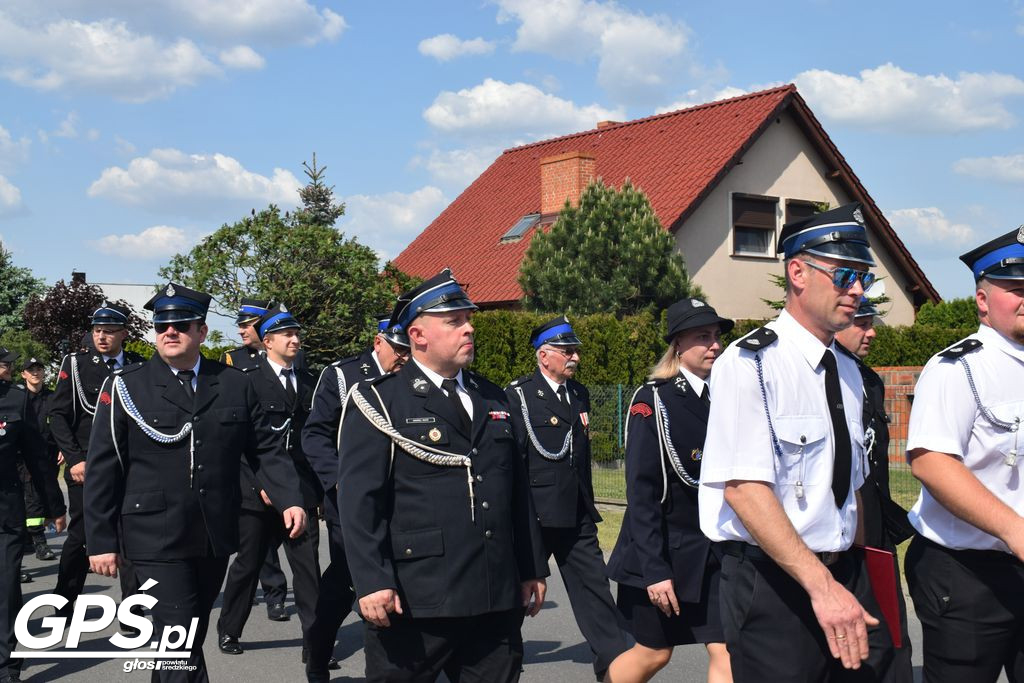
[406,417,436,424]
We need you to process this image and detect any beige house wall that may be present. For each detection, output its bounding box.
[674,110,918,326]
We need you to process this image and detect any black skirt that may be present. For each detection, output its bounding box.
[616,552,724,648]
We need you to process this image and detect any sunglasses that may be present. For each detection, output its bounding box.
[801,259,876,291]
[155,321,195,334]
[545,346,580,358]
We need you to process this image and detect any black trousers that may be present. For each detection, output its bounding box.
[56,483,139,607]
[1,490,26,679]
[259,541,287,605]
[906,535,1024,683]
[540,518,629,678]
[363,608,524,683]
[133,554,229,683]
[305,497,355,680]
[217,506,320,640]
[720,547,893,683]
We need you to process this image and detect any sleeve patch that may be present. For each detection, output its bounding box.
[99,391,112,405]
[629,402,653,418]
[58,370,69,380]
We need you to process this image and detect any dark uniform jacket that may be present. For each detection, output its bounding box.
[303,349,381,501]
[18,386,57,516]
[84,357,303,561]
[241,357,321,511]
[223,346,307,372]
[338,361,549,619]
[505,369,600,528]
[0,381,65,526]
[607,374,711,603]
[49,348,146,475]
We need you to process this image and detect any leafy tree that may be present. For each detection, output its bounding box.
[22,279,151,360]
[914,297,977,328]
[0,241,44,331]
[159,160,417,366]
[518,179,701,316]
[0,329,49,367]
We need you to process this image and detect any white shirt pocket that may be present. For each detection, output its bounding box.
[774,415,829,485]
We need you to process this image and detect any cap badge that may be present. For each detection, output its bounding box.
[280,303,288,312]
[853,207,864,225]
[101,300,109,308]
[428,428,442,442]
[691,448,702,461]
[690,299,705,307]
[550,416,559,426]
[165,284,176,297]
[1017,224,1024,245]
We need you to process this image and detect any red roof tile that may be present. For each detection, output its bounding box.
[394,85,938,306]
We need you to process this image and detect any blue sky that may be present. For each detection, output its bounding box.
[1,0,1022,311]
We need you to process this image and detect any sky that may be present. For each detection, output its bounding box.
[1,0,1022,318]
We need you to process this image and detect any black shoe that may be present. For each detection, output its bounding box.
[34,543,56,561]
[328,657,340,670]
[266,602,289,621]
[19,572,32,583]
[217,634,243,655]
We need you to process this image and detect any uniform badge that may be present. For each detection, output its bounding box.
[166,284,176,296]
[690,298,705,307]
[853,207,865,225]
[468,377,479,389]
[412,377,429,394]
[691,448,702,461]
[549,416,559,426]
[99,391,112,405]
[360,363,371,375]
[92,356,100,364]
[406,416,436,424]
[1018,224,1024,244]
[428,428,442,442]
[629,402,653,418]
[488,410,510,420]
[536,389,545,398]
[59,370,69,380]
[579,412,589,427]
[280,303,288,312]
[0,421,6,436]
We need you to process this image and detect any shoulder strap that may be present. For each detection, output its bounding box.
[939,337,982,359]
[737,326,778,352]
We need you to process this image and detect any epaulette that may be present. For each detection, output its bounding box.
[506,375,531,389]
[736,326,778,351]
[364,372,393,386]
[115,363,144,376]
[939,337,982,359]
[335,353,362,368]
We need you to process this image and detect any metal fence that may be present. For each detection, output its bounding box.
[587,384,920,509]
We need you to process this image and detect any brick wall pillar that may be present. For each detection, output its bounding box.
[873,365,924,462]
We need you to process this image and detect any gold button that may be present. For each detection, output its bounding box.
[550,416,559,426]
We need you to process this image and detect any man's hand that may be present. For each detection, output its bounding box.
[646,578,680,617]
[49,515,67,533]
[521,579,546,617]
[69,462,85,484]
[359,589,403,627]
[259,489,272,506]
[57,452,65,466]
[282,506,307,539]
[89,553,122,578]
[809,578,879,669]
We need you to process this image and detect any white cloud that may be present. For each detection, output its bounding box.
[342,186,448,260]
[412,146,502,191]
[0,12,221,102]
[218,45,265,69]
[793,63,1024,133]
[53,111,79,138]
[418,34,495,61]
[114,136,137,156]
[0,123,31,173]
[495,0,692,105]
[87,148,302,216]
[423,78,623,139]
[655,86,750,114]
[953,154,1024,184]
[91,224,191,259]
[0,174,23,215]
[888,207,975,246]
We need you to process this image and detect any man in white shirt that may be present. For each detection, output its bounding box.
[904,225,1024,682]
[698,202,885,681]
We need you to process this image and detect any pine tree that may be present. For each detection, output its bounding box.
[518,179,700,316]
[294,153,345,228]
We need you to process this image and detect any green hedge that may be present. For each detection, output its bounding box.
[865,325,975,367]
[124,339,236,363]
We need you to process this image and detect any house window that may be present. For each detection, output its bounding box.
[785,199,819,225]
[500,213,540,242]
[732,194,778,257]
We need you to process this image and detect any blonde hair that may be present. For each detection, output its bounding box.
[648,342,681,381]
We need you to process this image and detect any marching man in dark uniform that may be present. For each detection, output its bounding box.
[607,299,734,683]
[303,312,410,682]
[49,303,146,617]
[905,226,1024,682]
[85,284,307,682]
[835,297,914,682]
[505,316,629,680]
[217,304,323,663]
[698,203,890,681]
[222,298,271,370]
[338,269,548,682]
[0,347,66,683]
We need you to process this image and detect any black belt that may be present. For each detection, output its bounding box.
[719,540,845,567]
[917,534,1020,564]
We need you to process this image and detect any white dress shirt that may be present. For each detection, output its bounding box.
[540,371,568,401]
[679,365,708,399]
[412,358,473,420]
[102,351,125,369]
[266,356,297,393]
[907,324,1024,552]
[698,309,866,552]
[167,356,201,392]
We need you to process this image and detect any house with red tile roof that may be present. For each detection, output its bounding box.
[393,85,939,325]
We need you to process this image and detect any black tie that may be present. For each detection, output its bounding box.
[281,368,296,404]
[820,350,852,508]
[106,358,118,371]
[556,385,568,405]
[177,369,195,400]
[441,378,470,433]
[700,384,711,409]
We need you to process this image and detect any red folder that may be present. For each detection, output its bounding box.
[860,545,902,649]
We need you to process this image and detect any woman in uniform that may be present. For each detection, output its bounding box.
[606,298,733,683]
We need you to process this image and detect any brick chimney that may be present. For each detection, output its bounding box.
[596,120,620,130]
[540,151,596,216]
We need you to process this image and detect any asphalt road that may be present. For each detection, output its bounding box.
[13,522,961,683]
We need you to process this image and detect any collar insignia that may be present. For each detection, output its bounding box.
[536,389,545,398]
[92,356,100,364]
[360,363,371,375]
[165,284,175,296]
[468,377,478,389]
[412,377,429,394]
